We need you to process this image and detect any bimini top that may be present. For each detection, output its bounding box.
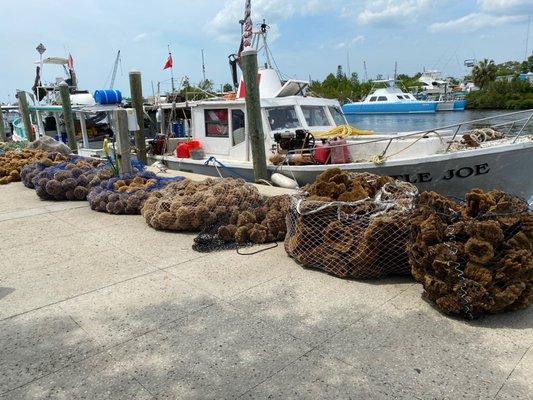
[33,57,69,65]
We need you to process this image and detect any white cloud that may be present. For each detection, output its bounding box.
[357,0,430,27]
[428,12,526,33]
[335,35,365,49]
[478,0,533,15]
[205,0,336,43]
[133,33,149,43]
[429,0,531,34]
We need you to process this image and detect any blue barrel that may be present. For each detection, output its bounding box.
[171,120,185,137]
[93,89,123,105]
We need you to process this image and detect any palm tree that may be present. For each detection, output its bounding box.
[472,59,497,89]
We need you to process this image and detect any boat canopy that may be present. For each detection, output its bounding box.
[33,57,69,65]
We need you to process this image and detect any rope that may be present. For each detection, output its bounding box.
[204,156,248,180]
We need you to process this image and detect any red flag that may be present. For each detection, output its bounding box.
[163,54,173,70]
[67,53,74,70]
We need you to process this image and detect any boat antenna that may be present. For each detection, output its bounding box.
[394,61,397,81]
[168,44,175,92]
[201,49,206,82]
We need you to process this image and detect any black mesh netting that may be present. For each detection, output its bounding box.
[140,177,291,251]
[87,172,184,215]
[408,189,532,319]
[284,168,419,279]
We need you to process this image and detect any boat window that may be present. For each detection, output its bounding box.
[397,95,404,100]
[301,106,329,127]
[328,106,346,126]
[205,109,229,138]
[231,109,246,146]
[377,96,387,101]
[369,96,377,102]
[265,106,300,131]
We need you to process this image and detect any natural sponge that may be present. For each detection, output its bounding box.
[408,189,532,318]
[285,169,418,279]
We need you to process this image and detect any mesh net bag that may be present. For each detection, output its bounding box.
[0,149,53,185]
[284,168,419,279]
[141,177,265,232]
[408,189,532,319]
[32,158,146,201]
[21,154,86,188]
[192,194,291,252]
[87,172,184,215]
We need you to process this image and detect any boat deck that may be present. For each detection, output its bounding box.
[0,176,531,399]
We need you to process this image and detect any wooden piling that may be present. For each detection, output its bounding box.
[59,83,78,153]
[241,49,268,182]
[17,91,35,141]
[0,107,6,142]
[129,70,147,164]
[114,109,132,174]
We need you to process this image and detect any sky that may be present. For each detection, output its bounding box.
[1,0,532,102]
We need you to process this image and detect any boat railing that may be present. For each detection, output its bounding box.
[286,109,533,160]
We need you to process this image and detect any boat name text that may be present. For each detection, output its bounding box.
[391,162,490,184]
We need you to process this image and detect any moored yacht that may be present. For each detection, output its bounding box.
[342,80,438,114]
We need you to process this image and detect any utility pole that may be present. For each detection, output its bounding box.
[129,70,148,164]
[0,106,6,142]
[241,48,268,182]
[59,83,78,152]
[17,91,35,142]
[363,60,368,82]
[346,48,351,76]
[526,15,531,61]
[394,61,398,81]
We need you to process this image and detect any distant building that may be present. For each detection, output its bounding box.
[518,72,533,83]
[496,75,514,82]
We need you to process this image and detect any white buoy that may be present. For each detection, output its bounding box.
[271,173,298,189]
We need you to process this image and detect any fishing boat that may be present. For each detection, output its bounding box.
[342,80,438,115]
[417,71,466,111]
[144,9,532,201]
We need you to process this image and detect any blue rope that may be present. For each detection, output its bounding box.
[204,156,247,180]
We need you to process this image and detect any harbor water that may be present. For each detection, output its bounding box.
[346,110,529,133]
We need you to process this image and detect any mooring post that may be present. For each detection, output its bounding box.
[0,106,6,142]
[59,83,78,153]
[114,109,132,174]
[17,91,35,141]
[77,112,89,148]
[241,49,268,182]
[129,70,147,164]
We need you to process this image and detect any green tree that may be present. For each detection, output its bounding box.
[222,83,234,92]
[472,59,497,89]
[198,79,214,92]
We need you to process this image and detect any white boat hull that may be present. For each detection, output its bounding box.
[149,140,533,202]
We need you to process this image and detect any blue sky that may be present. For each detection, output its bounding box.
[1,0,532,101]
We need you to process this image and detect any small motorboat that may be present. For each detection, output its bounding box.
[342,80,438,115]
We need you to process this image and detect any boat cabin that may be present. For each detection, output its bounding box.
[149,68,347,162]
[363,80,418,103]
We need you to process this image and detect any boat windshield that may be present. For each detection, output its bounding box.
[301,106,329,127]
[265,106,300,131]
[328,106,346,126]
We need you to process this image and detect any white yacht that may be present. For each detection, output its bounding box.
[342,80,438,114]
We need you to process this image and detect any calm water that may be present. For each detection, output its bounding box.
[346,110,529,134]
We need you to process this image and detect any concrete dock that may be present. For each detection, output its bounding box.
[0,180,531,399]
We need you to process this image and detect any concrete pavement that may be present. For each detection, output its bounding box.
[0,181,531,399]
